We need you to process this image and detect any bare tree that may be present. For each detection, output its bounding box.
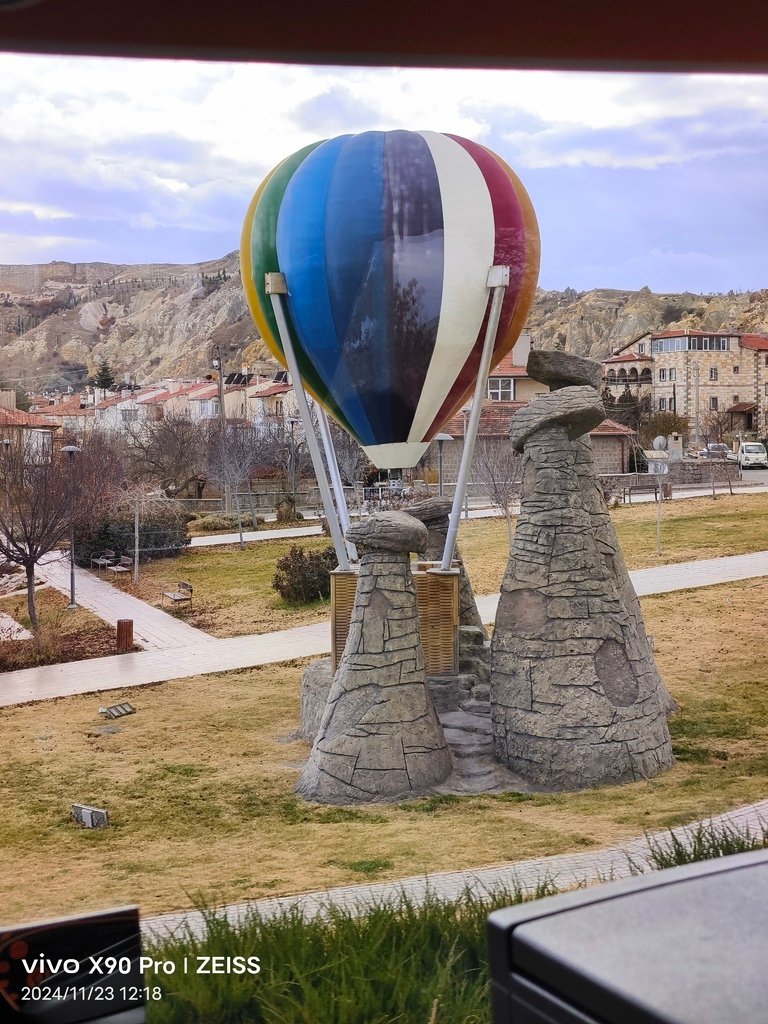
[206,421,271,547]
[126,413,208,496]
[0,432,124,645]
[472,438,523,547]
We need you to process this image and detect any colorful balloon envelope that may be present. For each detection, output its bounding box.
[241,130,540,469]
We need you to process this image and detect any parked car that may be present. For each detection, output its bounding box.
[737,442,768,469]
[697,443,730,460]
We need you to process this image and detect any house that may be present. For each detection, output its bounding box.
[602,330,768,438]
[0,390,59,459]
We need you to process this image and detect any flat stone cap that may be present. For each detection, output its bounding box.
[527,350,602,391]
[347,511,428,553]
[406,497,452,524]
[509,386,605,450]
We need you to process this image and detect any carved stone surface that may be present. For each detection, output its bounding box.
[490,386,675,791]
[297,512,452,803]
[408,496,486,632]
[509,386,605,451]
[527,349,603,392]
[531,349,677,716]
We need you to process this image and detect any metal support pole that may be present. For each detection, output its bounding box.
[315,404,358,561]
[440,266,509,571]
[266,274,350,570]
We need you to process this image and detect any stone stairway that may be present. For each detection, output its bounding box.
[435,687,530,795]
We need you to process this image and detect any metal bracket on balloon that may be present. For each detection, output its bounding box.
[439,265,510,572]
[265,272,351,571]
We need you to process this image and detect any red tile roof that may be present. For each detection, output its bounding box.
[739,334,768,351]
[590,418,637,436]
[727,401,757,412]
[254,383,293,397]
[489,351,529,376]
[603,352,654,363]
[0,407,58,428]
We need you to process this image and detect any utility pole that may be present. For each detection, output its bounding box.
[211,344,231,512]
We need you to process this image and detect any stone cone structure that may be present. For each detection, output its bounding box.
[529,349,677,715]
[297,511,452,803]
[490,385,675,791]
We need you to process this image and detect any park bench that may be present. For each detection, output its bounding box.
[162,581,193,608]
[107,555,134,575]
[90,548,116,571]
[625,482,659,503]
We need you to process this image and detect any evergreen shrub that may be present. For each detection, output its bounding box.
[271,544,336,603]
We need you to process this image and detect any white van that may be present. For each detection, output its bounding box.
[738,441,768,469]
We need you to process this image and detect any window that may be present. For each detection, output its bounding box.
[669,398,675,412]
[669,368,676,381]
[659,398,667,411]
[764,383,768,397]
[488,376,513,401]
[637,343,645,354]
[733,395,740,404]
[658,369,667,382]
[606,369,617,384]
[710,397,719,411]
[733,365,739,374]
[121,407,138,422]
[709,367,718,381]
[765,355,768,367]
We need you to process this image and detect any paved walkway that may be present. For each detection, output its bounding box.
[141,795,768,940]
[39,551,213,650]
[4,549,768,708]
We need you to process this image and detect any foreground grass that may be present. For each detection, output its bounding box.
[2,579,768,924]
[145,820,767,1023]
[145,884,555,1024]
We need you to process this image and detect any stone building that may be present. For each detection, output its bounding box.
[602,329,768,438]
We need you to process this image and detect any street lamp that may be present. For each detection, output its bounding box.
[433,432,453,496]
[61,444,81,609]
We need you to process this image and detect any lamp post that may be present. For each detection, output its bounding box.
[211,344,231,512]
[61,445,81,609]
[433,432,453,496]
[287,416,300,506]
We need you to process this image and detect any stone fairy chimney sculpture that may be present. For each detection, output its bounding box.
[297,511,452,803]
[490,356,674,791]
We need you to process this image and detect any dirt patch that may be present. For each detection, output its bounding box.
[0,588,124,671]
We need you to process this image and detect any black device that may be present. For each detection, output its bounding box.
[0,905,145,1024]
[488,848,768,1023]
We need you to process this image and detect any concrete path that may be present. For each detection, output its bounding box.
[39,551,213,650]
[4,549,768,709]
[141,795,768,940]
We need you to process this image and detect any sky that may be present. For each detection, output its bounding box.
[0,53,767,293]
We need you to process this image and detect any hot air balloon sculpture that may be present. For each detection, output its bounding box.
[241,130,539,567]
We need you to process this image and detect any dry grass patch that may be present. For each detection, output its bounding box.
[109,537,335,636]
[459,491,768,597]
[2,579,768,923]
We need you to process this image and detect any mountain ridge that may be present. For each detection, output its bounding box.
[1,255,767,391]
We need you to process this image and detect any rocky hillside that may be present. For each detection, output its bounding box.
[529,286,768,360]
[1,257,767,391]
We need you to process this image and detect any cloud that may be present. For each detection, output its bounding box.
[292,86,386,133]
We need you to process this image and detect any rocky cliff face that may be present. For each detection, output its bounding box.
[529,286,768,359]
[1,257,766,391]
